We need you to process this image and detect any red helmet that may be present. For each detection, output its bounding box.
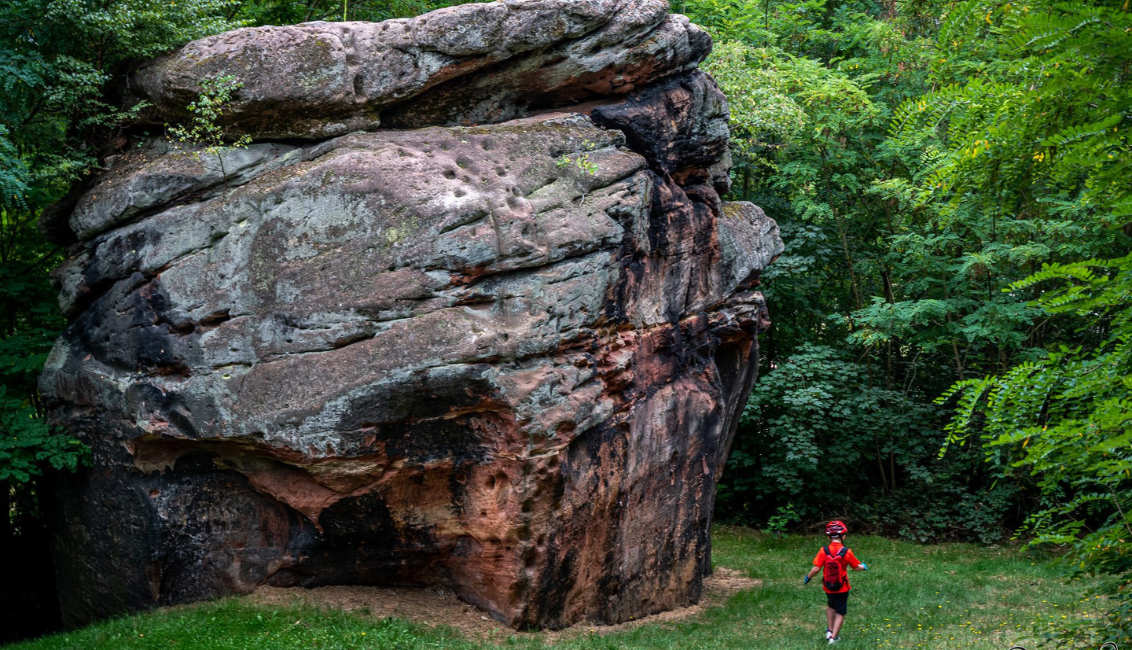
[825,520,848,536]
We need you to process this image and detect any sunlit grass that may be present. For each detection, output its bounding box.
[7,527,1103,650]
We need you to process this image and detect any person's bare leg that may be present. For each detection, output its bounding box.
[831,613,846,638]
[826,606,836,633]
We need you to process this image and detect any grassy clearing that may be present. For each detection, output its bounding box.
[8,527,1103,650]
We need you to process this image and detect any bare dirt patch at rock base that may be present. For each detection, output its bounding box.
[247,567,761,642]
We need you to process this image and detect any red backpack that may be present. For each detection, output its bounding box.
[822,545,849,591]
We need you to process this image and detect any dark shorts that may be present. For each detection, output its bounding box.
[826,591,849,615]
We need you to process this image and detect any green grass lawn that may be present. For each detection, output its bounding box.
[8,527,1104,650]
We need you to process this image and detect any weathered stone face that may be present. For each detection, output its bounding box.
[122,0,708,138]
[40,0,782,631]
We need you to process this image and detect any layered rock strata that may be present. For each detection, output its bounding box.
[40,0,782,630]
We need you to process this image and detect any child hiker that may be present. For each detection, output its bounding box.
[803,520,868,644]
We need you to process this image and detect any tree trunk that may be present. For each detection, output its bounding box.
[0,480,10,550]
[889,450,897,491]
[875,436,888,495]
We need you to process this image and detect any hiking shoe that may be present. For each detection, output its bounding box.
[825,629,833,640]
[828,637,841,644]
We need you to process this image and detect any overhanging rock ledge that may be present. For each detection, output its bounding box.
[40,0,783,630]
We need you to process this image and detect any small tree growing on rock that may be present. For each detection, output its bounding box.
[167,74,251,183]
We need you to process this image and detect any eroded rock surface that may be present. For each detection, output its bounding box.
[123,0,708,138]
[41,0,782,630]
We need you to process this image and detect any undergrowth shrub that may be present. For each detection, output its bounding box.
[717,344,1022,543]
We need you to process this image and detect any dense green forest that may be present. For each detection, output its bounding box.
[1,0,1129,644]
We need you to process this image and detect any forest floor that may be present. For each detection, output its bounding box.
[247,566,760,641]
[6,527,1106,650]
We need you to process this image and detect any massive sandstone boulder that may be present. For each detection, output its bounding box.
[39,0,782,630]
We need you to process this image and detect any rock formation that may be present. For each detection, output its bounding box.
[39,0,782,630]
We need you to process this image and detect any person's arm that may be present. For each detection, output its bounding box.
[847,549,868,571]
[805,549,825,585]
[804,565,821,585]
